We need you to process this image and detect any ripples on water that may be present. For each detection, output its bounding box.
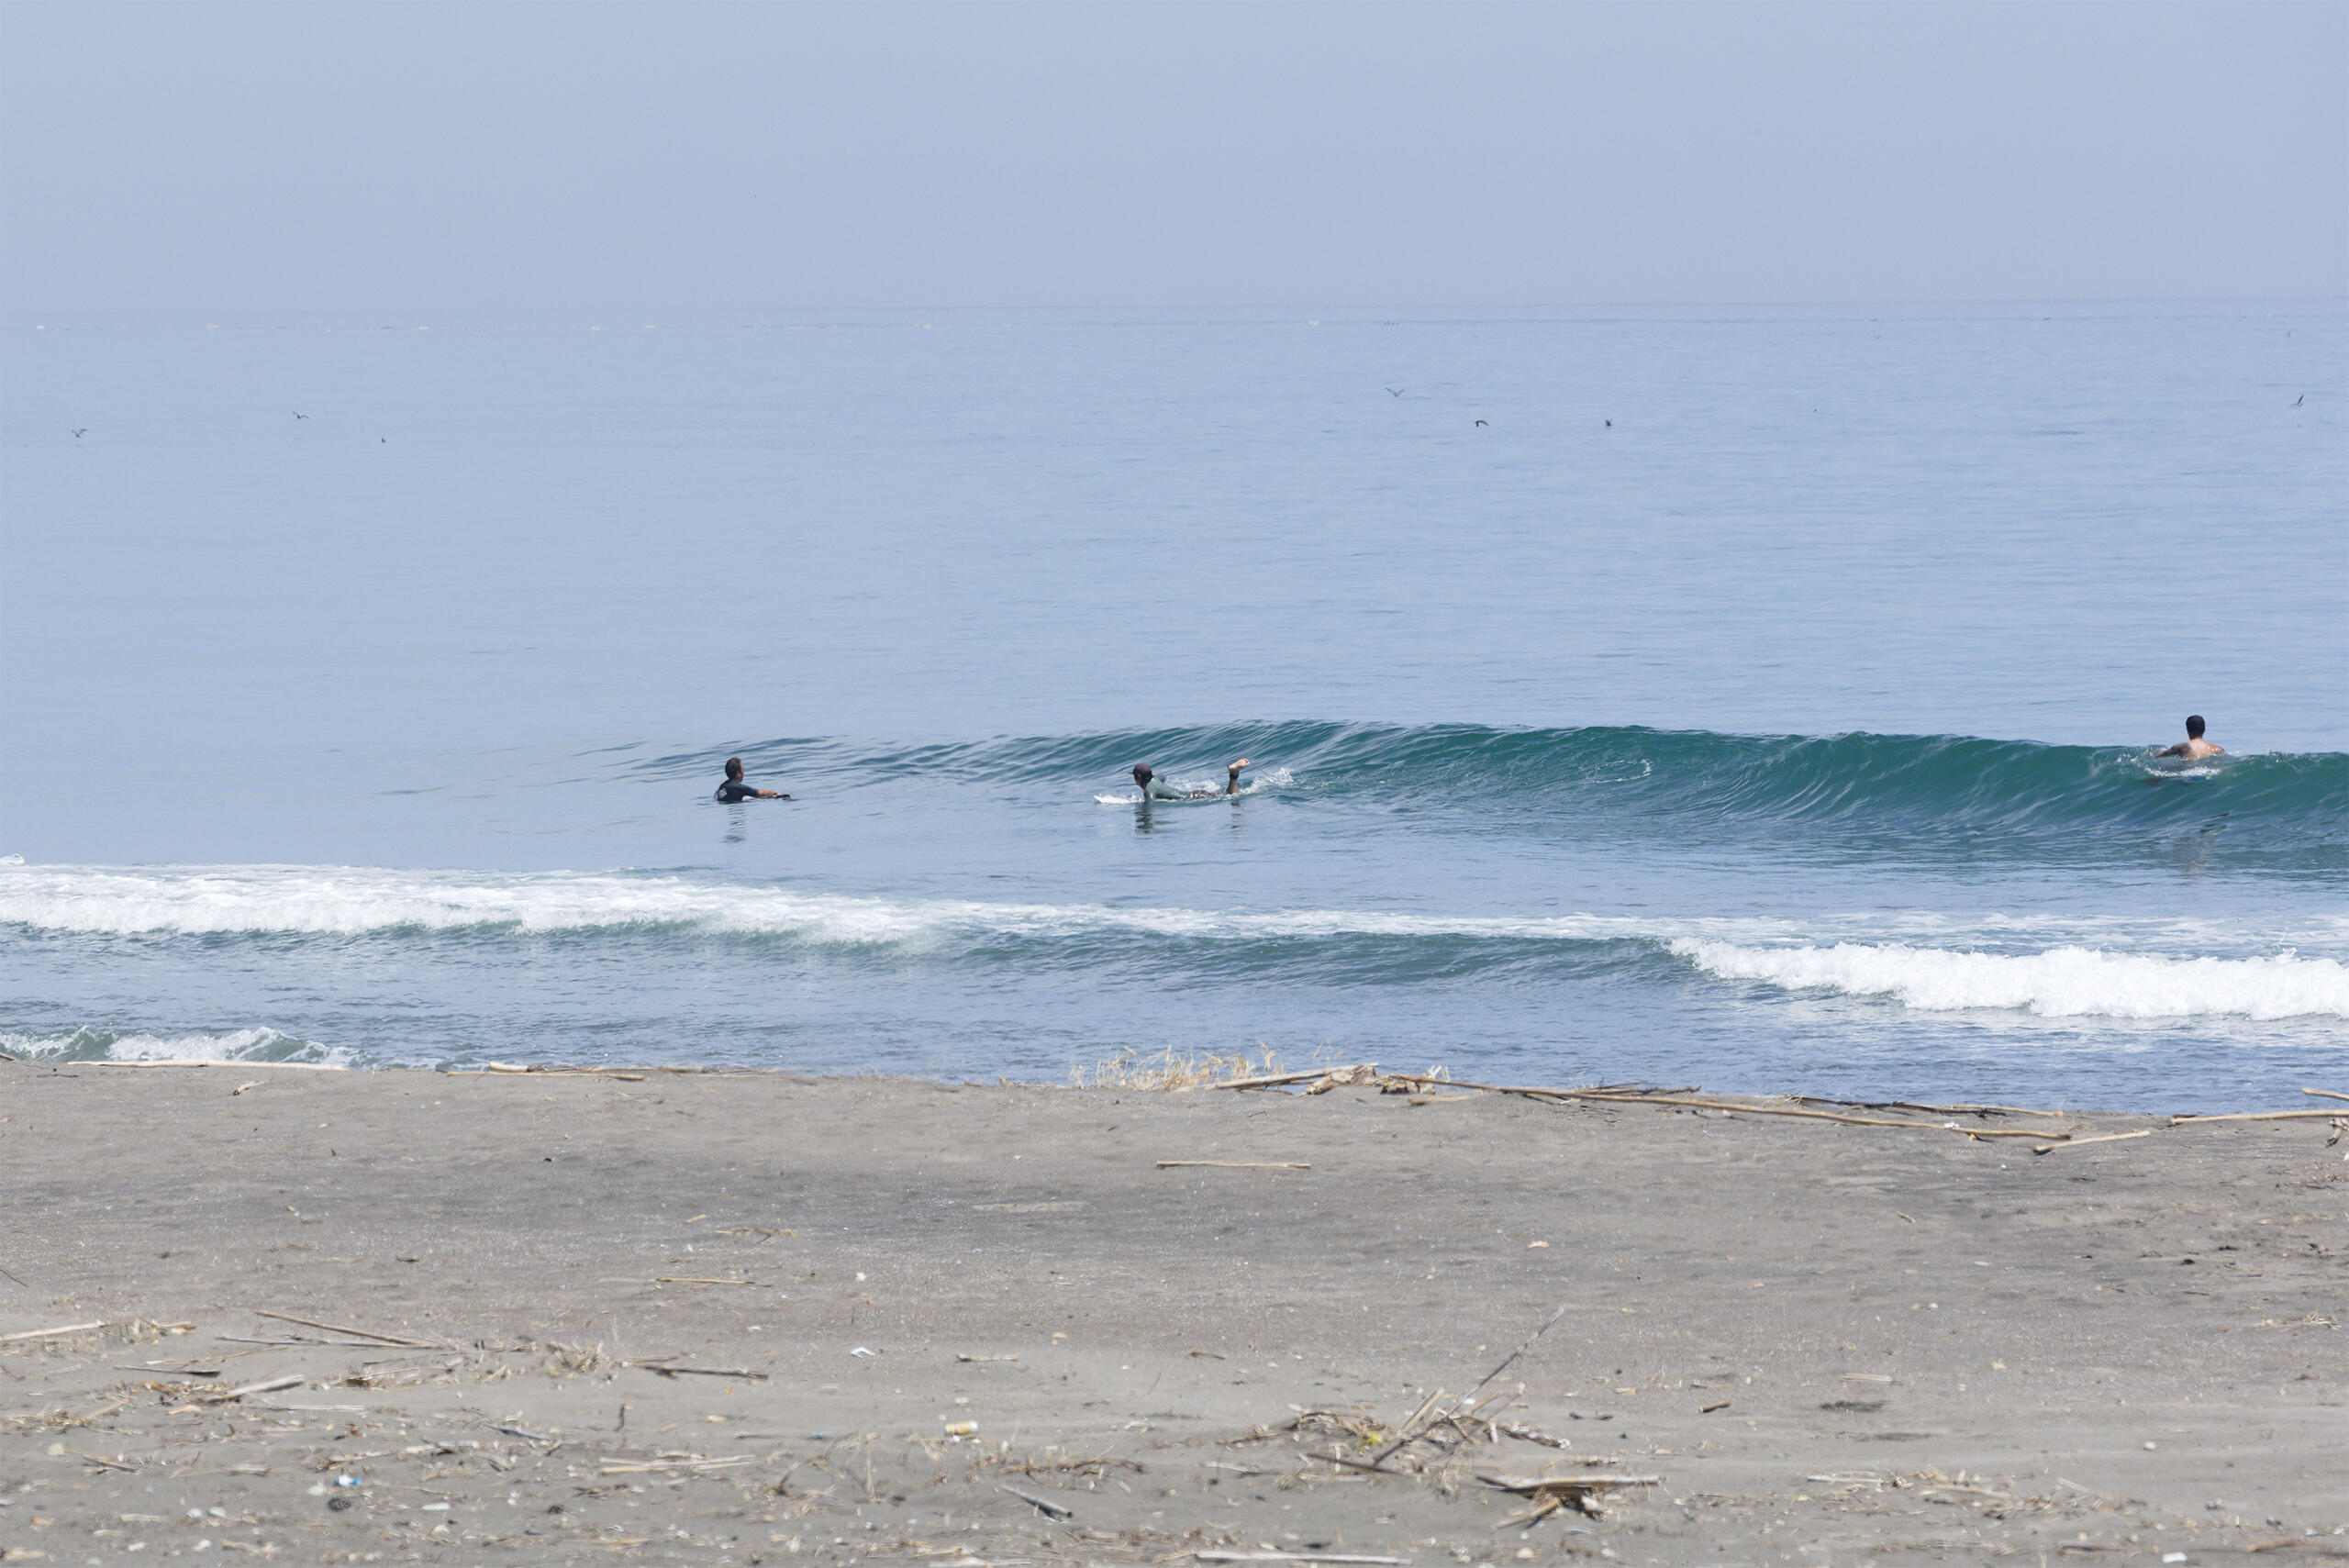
[3,307,2343,1106]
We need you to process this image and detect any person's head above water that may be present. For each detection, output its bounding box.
[1131,763,1152,787]
[2185,715,2206,740]
[724,757,745,781]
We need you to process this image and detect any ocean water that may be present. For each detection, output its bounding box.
[4,305,2343,1107]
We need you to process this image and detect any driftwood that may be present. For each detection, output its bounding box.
[1478,1470,1662,1520]
[1215,1069,1361,1091]
[2304,1089,2349,1105]
[0,1320,106,1343]
[600,1454,754,1474]
[217,1335,390,1349]
[2168,1110,2343,1125]
[473,1063,648,1082]
[998,1483,1074,1519]
[1156,1160,1311,1170]
[94,1059,346,1071]
[1197,1555,1405,1565]
[2034,1129,2153,1155]
[1794,1096,2065,1118]
[206,1374,305,1402]
[624,1361,770,1380]
[1377,1075,2074,1138]
[250,1310,449,1350]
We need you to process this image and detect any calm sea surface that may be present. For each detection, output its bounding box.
[4,305,2343,1106]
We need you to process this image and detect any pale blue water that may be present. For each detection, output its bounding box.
[4,305,2343,1106]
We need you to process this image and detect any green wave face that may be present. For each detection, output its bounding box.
[669,723,2348,851]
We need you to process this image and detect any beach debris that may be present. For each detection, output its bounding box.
[1477,1471,1662,1521]
[1219,1067,1370,1092]
[957,1353,1018,1362]
[1208,1067,2101,1143]
[1156,1161,1311,1171]
[2169,1109,2344,1124]
[0,1321,106,1344]
[250,1309,450,1349]
[850,1346,880,1357]
[1304,1064,1384,1094]
[599,1453,755,1474]
[623,1360,770,1380]
[1074,1045,1286,1091]
[476,1062,648,1081]
[2035,1129,2153,1155]
[1497,1422,1571,1448]
[95,1058,346,1070]
[997,1483,1074,1519]
[1197,1555,1405,1565]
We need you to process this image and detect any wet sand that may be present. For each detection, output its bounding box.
[2,1062,2343,1565]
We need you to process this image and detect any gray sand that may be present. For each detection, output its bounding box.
[2,1062,2343,1565]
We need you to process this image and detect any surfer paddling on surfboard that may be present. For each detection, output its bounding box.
[2158,715,2223,761]
[715,757,790,802]
[1132,760,1250,801]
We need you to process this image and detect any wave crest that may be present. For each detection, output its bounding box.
[1673,940,2348,1020]
[683,723,2347,846]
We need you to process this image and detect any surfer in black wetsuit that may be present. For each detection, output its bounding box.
[1131,760,1250,801]
[716,758,789,802]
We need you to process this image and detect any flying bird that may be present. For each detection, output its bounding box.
[1474,419,1487,428]
[1605,419,1612,428]
[71,428,86,438]
[1386,387,1404,397]
[294,412,308,420]
[2294,395,2304,406]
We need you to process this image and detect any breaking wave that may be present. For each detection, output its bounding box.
[0,1025,349,1064]
[4,864,2340,1020]
[1673,940,2349,1019]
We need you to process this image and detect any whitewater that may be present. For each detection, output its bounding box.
[5,306,2343,1106]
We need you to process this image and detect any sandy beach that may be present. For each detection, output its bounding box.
[2,1062,2343,1566]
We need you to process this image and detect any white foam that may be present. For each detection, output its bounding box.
[0,1026,349,1065]
[1094,766,1295,805]
[0,863,1786,944]
[5,869,2340,1027]
[1673,940,2349,1020]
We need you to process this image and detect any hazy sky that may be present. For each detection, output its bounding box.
[4,1,2343,310]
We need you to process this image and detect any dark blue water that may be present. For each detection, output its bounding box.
[4,306,2343,1106]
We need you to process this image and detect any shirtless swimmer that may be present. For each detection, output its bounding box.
[2159,716,2223,761]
